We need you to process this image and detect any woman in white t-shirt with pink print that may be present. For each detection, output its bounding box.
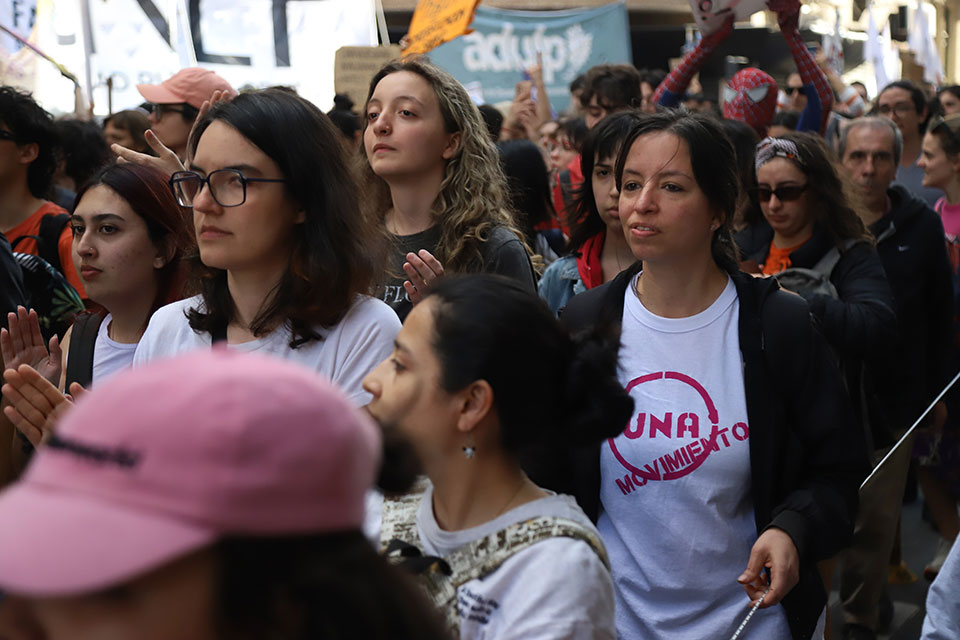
[561,111,865,640]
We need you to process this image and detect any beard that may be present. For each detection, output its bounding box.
[364,409,424,496]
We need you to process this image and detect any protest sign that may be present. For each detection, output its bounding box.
[689,0,767,36]
[403,0,480,56]
[428,3,630,113]
[334,45,402,107]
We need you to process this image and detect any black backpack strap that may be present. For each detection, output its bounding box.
[37,214,71,274]
[64,313,104,389]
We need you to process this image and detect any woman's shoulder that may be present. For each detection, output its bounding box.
[335,295,402,334]
[150,295,204,323]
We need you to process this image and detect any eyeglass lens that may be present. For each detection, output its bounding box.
[172,170,246,207]
[755,185,807,203]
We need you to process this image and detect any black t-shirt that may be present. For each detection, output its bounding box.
[0,233,26,328]
[376,224,536,320]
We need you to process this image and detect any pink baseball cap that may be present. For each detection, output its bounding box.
[0,350,381,597]
[137,67,236,110]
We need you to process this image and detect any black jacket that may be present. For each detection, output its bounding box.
[735,222,897,360]
[0,233,25,326]
[550,267,865,640]
[865,185,954,440]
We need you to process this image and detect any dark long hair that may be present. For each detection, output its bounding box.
[185,88,386,347]
[74,163,193,314]
[772,131,873,248]
[497,139,555,249]
[566,111,645,254]
[614,111,741,274]
[424,274,632,452]
[215,533,451,640]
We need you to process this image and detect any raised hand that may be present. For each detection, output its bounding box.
[402,250,445,306]
[0,307,62,385]
[112,129,185,178]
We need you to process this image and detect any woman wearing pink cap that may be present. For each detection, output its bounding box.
[0,350,451,639]
[364,274,631,639]
[133,88,400,407]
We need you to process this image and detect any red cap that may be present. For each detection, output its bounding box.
[137,67,236,110]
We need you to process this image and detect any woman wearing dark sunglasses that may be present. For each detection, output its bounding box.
[132,88,401,406]
[736,132,894,361]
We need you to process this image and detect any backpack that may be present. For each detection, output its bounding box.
[380,480,610,635]
[9,214,84,342]
[63,312,104,390]
[773,239,857,299]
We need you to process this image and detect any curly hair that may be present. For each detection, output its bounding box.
[360,57,529,274]
[768,131,873,248]
[0,85,58,199]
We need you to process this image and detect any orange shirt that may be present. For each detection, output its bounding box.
[5,201,86,297]
[762,239,808,276]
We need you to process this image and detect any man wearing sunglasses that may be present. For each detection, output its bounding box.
[836,116,954,640]
[135,68,235,161]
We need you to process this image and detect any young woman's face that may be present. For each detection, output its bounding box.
[618,132,718,266]
[190,120,303,274]
[918,131,957,190]
[549,133,578,172]
[23,550,217,640]
[940,91,960,116]
[362,299,461,465]
[364,71,460,182]
[756,157,814,244]
[591,153,621,232]
[71,185,163,309]
[103,123,137,152]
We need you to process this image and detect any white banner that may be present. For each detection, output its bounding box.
[689,0,766,36]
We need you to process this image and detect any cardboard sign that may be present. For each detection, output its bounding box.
[689,0,767,36]
[334,45,402,107]
[403,0,481,56]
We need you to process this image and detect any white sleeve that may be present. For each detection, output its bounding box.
[331,298,401,406]
[459,538,615,640]
[922,542,960,640]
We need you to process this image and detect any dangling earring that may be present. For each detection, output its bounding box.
[462,436,476,459]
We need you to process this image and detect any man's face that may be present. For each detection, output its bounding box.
[785,73,807,112]
[878,87,925,141]
[841,124,898,211]
[583,95,620,129]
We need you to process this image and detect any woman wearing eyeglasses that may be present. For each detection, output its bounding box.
[132,88,400,406]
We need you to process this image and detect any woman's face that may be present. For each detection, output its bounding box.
[71,185,163,309]
[22,550,217,640]
[190,120,302,274]
[549,133,578,172]
[591,153,621,232]
[103,123,137,152]
[618,132,718,266]
[364,71,460,182]
[756,157,813,243]
[362,299,462,466]
[918,131,957,190]
[940,91,960,116]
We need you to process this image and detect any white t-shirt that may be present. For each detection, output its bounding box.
[90,314,138,385]
[133,295,400,406]
[368,485,615,640]
[598,274,790,638]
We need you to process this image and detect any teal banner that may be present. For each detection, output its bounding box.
[428,2,631,114]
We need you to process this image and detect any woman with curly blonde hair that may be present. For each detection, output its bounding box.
[362,57,536,319]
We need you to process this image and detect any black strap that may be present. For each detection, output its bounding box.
[211,322,227,344]
[64,313,104,389]
[10,213,71,275]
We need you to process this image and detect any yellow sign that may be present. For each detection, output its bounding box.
[403,0,481,56]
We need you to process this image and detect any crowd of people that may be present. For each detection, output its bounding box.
[0,0,959,638]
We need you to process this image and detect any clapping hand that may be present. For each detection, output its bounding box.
[0,307,62,386]
[403,250,445,305]
[2,365,84,447]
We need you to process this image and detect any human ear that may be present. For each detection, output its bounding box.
[16,142,38,166]
[153,239,176,269]
[442,132,462,161]
[455,379,493,434]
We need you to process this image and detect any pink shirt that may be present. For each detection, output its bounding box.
[936,197,960,240]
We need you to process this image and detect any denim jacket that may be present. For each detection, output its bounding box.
[537,256,586,314]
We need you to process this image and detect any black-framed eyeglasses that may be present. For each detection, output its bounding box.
[0,129,18,142]
[169,169,287,208]
[150,104,186,119]
[878,103,915,118]
[752,184,809,203]
[787,86,807,97]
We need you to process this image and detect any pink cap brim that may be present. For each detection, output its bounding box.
[0,484,216,597]
[136,83,184,106]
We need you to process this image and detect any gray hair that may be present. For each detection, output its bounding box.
[838,117,903,167]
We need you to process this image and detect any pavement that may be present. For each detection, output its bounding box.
[827,492,944,640]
